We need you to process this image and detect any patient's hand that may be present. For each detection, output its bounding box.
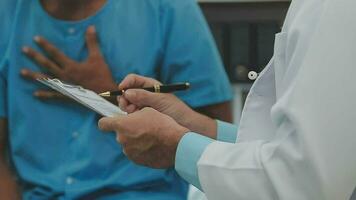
[21,25,117,100]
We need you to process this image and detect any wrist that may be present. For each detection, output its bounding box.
[183,110,217,139]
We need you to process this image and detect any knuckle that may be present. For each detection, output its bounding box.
[26,48,35,56]
[127,73,136,78]
[126,74,137,81]
[43,60,52,68]
[47,47,57,56]
[125,148,140,162]
[117,134,127,144]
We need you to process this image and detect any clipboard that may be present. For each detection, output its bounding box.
[37,78,126,117]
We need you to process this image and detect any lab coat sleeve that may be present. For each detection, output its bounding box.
[196,1,356,199]
[158,0,232,108]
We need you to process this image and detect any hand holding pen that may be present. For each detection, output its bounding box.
[99,83,190,97]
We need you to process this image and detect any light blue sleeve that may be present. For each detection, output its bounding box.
[175,132,214,190]
[175,121,238,190]
[159,0,232,108]
[216,120,238,143]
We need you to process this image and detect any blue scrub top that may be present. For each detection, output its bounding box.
[0,0,232,199]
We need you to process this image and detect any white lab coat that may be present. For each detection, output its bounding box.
[197,0,356,199]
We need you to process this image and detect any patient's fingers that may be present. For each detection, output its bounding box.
[34,36,69,67]
[22,46,63,76]
[34,90,69,101]
[20,68,49,80]
[86,26,102,58]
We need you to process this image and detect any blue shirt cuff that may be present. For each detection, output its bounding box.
[216,120,238,143]
[175,132,214,191]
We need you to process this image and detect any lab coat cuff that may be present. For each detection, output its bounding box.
[175,132,214,191]
[216,120,238,143]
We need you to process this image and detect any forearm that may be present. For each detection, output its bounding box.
[183,101,233,139]
[0,119,21,199]
[183,111,217,139]
[0,161,21,200]
[196,101,233,123]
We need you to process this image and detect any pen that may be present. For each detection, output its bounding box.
[99,83,190,97]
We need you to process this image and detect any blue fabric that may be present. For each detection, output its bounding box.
[216,120,238,143]
[0,0,232,199]
[0,72,6,117]
[175,132,214,191]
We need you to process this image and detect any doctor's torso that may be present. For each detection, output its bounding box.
[238,0,326,142]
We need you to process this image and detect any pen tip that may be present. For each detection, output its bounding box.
[99,92,110,97]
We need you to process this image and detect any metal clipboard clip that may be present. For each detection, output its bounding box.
[39,78,86,92]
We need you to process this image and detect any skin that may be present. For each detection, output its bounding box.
[1,1,113,198]
[21,25,117,94]
[0,119,21,200]
[100,107,190,168]
[40,0,108,21]
[117,74,217,139]
[22,0,233,123]
[8,1,232,195]
[98,74,218,169]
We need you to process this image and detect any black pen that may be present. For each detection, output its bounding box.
[99,83,190,97]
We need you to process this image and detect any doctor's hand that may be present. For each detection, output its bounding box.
[21,25,117,100]
[118,74,195,127]
[98,107,190,168]
[118,74,217,139]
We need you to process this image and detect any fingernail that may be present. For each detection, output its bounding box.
[34,36,41,43]
[20,69,28,75]
[124,90,136,99]
[22,47,29,53]
[34,91,40,97]
[88,25,96,33]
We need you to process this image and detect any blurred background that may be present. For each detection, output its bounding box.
[198,0,290,123]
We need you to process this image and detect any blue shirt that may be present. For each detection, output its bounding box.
[0,0,232,199]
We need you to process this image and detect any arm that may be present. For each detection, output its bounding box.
[179,1,356,199]
[0,118,21,199]
[159,0,233,119]
[195,101,233,123]
[111,1,356,198]
[20,26,117,100]
[118,74,237,140]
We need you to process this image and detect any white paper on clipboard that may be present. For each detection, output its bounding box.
[37,78,126,117]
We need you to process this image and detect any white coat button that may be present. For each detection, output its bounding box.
[68,28,76,34]
[248,71,259,80]
[66,177,74,185]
